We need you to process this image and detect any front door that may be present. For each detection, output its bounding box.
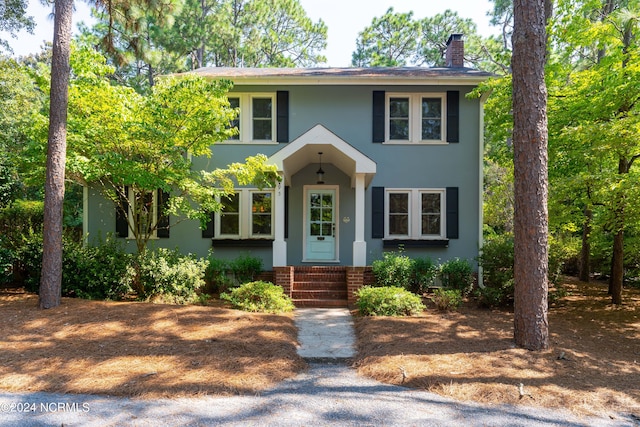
[305,187,337,261]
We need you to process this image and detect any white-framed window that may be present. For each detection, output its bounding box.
[385,188,446,239]
[225,93,276,143]
[386,93,446,143]
[215,189,274,239]
[127,188,158,239]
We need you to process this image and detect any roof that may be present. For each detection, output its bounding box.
[186,66,493,86]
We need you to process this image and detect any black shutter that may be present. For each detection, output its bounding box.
[156,189,170,238]
[115,186,129,238]
[372,91,385,143]
[446,91,459,143]
[202,212,215,238]
[372,186,385,238]
[284,186,289,239]
[446,187,459,239]
[277,91,289,143]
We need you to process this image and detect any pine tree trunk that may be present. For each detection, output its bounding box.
[578,206,591,282]
[39,0,74,309]
[511,0,549,350]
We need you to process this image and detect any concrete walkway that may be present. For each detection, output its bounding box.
[294,308,355,361]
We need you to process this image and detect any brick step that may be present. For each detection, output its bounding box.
[293,299,349,308]
[293,281,347,291]
[292,290,348,300]
[293,272,346,282]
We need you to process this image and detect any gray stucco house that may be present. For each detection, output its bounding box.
[84,35,491,305]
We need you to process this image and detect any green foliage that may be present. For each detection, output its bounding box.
[431,288,463,311]
[356,286,425,316]
[439,258,474,295]
[372,250,414,290]
[549,235,580,284]
[476,234,514,308]
[230,254,263,284]
[413,257,438,294]
[61,237,133,300]
[13,231,44,293]
[134,248,207,304]
[220,281,294,313]
[204,255,231,294]
[0,242,13,286]
[0,200,44,250]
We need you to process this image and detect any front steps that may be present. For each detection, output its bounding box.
[291,266,348,307]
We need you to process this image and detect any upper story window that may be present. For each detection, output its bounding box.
[225,94,276,143]
[386,93,445,143]
[385,188,445,239]
[215,189,274,239]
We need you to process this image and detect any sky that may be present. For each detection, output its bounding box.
[4,0,496,67]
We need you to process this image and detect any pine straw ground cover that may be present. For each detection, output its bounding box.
[353,278,640,418]
[0,291,305,398]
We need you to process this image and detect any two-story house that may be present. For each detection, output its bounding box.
[83,35,491,306]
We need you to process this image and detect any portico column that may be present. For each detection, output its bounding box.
[273,174,287,267]
[353,173,367,266]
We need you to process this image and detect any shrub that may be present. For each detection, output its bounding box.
[439,258,474,295]
[204,255,231,293]
[413,257,438,294]
[0,244,14,286]
[13,231,44,293]
[0,200,44,251]
[549,235,580,284]
[230,254,263,284]
[372,251,414,290]
[135,248,207,304]
[221,281,294,313]
[62,236,133,300]
[355,286,425,316]
[431,288,463,311]
[476,234,514,307]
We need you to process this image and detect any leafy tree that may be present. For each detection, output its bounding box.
[511,0,550,350]
[0,0,35,53]
[0,57,44,206]
[63,48,277,253]
[351,7,419,67]
[351,8,493,69]
[82,0,327,90]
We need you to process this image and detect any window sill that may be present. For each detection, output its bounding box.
[383,239,449,248]
[211,239,274,247]
[383,141,448,145]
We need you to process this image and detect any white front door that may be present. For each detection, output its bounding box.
[305,187,337,261]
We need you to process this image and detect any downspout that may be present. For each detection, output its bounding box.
[477,89,492,287]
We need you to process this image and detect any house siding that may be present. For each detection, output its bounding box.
[85,83,482,269]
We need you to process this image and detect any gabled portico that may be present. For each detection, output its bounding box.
[269,124,376,267]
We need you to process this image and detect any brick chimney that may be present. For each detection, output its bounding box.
[445,34,464,68]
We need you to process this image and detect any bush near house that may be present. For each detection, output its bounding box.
[431,288,463,311]
[221,281,295,313]
[134,248,208,304]
[439,258,474,295]
[356,286,425,316]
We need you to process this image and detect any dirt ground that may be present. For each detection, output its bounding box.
[0,278,638,419]
[354,278,640,418]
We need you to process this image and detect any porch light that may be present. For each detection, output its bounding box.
[316,152,325,184]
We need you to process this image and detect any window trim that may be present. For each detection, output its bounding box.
[385,92,447,144]
[213,189,275,240]
[223,93,277,144]
[384,188,446,240]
